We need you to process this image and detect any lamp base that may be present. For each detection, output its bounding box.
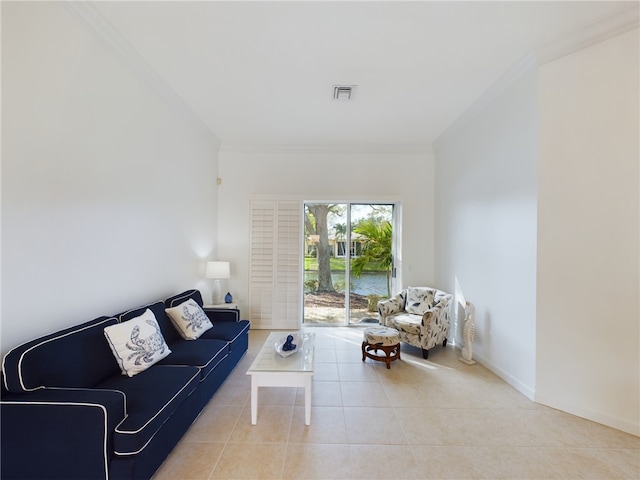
[212,279,223,305]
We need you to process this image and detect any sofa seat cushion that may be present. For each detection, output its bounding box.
[96,365,199,456]
[387,312,423,336]
[157,339,228,381]
[200,320,250,345]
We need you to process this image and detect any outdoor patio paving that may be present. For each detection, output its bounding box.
[303,292,380,325]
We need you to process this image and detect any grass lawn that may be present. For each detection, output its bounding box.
[304,256,382,273]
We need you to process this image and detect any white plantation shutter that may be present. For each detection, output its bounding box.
[249,200,302,329]
[249,201,275,326]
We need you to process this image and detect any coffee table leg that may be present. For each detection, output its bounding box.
[304,376,312,425]
[251,377,258,425]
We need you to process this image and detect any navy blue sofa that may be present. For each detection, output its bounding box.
[1,289,250,480]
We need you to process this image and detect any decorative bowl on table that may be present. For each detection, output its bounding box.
[275,334,302,357]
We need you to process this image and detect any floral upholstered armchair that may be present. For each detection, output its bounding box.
[377,287,453,359]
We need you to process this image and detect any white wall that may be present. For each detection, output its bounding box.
[537,29,639,435]
[434,70,539,398]
[1,2,220,358]
[435,27,639,435]
[217,148,435,318]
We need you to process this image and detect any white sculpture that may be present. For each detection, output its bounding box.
[459,301,476,365]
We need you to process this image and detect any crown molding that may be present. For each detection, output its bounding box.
[219,143,434,156]
[62,1,221,150]
[433,5,639,152]
[534,5,639,65]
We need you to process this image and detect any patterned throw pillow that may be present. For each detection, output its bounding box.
[165,299,213,340]
[405,287,435,315]
[104,309,171,377]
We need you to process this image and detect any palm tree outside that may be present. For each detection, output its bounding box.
[350,218,393,298]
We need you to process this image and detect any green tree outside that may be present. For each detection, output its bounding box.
[350,219,393,297]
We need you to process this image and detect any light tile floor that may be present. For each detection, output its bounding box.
[153,327,639,480]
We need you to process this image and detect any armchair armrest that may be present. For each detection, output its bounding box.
[420,296,453,349]
[377,291,406,325]
[203,307,240,322]
[1,387,126,480]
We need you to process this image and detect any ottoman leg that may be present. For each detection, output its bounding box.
[361,341,367,362]
[385,343,400,369]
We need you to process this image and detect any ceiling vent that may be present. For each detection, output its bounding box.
[333,85,356,100]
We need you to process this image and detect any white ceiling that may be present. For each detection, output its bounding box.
[92,1,635,151]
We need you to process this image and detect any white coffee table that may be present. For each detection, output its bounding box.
[246,331,315,425]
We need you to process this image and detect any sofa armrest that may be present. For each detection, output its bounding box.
[1,387,126,480]
[377,291,406,325]
[203,307,241,322]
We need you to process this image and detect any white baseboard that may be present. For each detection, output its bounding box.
[534,393,640,437]
[473,351,639,436]
[472,351,535,401]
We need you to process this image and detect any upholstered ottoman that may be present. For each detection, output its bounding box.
[362,326,401,369]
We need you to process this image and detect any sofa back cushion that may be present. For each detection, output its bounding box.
[165,289,204,309]
[117,301,181,344]
[2,316,120,393]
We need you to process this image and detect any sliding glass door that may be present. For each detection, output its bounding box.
[303,202,395,326]
[348,204,394,324]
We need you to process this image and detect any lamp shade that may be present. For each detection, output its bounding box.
[205,261,230,279]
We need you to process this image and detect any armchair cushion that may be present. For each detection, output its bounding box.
[405,286,435,315]
[387,313,422,336]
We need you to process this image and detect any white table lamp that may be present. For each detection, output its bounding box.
[205,261,230,304]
